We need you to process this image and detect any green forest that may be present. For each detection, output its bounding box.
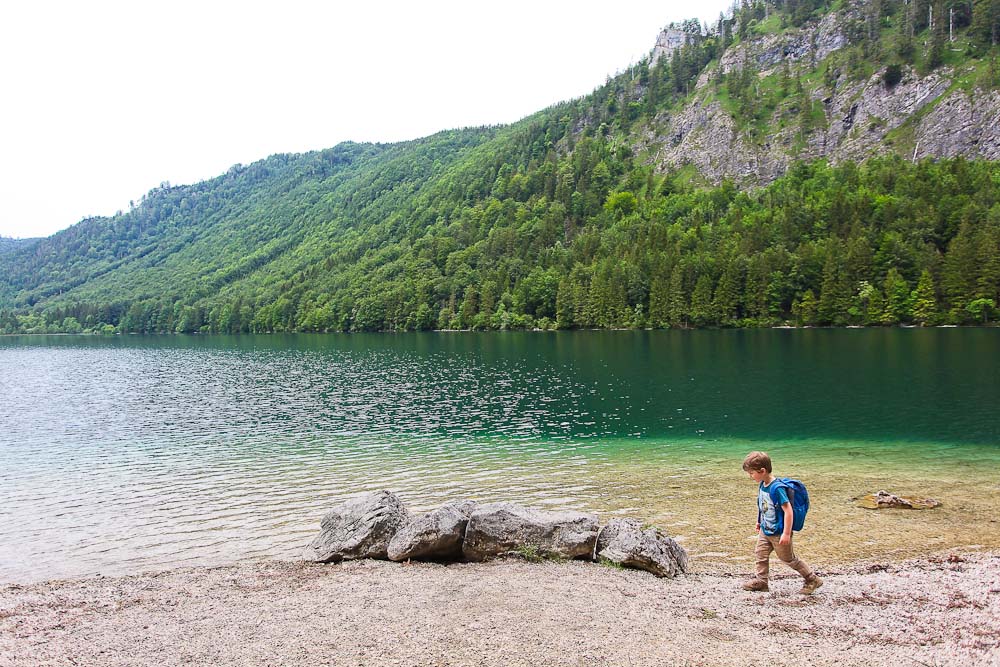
[2,0,999,334]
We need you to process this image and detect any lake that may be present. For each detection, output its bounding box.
[1,329,998,583]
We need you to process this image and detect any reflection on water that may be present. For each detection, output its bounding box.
[1,331,998,582]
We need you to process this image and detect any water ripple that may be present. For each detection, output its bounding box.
[2,331,999,582]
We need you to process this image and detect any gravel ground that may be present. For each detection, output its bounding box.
[1,553,998,667]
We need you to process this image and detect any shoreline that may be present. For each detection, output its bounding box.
[3,552,998,667]
[2,323,998,337]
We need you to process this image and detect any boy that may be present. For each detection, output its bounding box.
[741,451,823,595]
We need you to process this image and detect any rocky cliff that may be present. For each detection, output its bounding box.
[636,1,1000,185]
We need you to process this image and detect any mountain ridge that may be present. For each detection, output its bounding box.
[2,0,999,333]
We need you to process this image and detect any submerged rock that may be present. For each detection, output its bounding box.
[305,490,409,563]
[462,502,599,562]
[387,501,477,562]
[596,518,688,578]
[857,490,942,510]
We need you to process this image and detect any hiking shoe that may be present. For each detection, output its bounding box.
[742,578,769,592]
[799,576,824,595]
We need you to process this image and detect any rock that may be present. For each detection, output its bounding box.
[387,500,477,562]
[856,490,942,510]
[651,28,691,67]
[595,518,688,578]
[462,502,599,562]
[304,490,410,563]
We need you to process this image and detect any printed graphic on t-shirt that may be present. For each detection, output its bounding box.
[759,486,777,534]
[758,483,789,536]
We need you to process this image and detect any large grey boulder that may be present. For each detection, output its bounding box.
[462,502,599,562]
[387,500,477,562]
[305,490,409,563]
[596,518,688,578]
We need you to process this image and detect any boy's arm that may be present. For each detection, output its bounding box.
[779,503,793,546]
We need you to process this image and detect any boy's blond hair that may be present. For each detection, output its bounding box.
[742,451,772,473]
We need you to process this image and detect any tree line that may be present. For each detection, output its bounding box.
[2,155,996,335]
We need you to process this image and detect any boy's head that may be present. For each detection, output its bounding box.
[742,451,772,475]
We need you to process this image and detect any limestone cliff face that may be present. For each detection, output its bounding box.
[637,3,1000,185]
[651,28,690,67]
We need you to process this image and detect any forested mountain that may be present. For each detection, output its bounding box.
[0,237,38,256]
[2,0,1000,334]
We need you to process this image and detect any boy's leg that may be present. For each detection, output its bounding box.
[754,532,773,580]
[771,536,814,580]
[743,532,772,591]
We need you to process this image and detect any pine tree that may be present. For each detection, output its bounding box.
[667,269,688,327]
[744,260,768,319]
[690,274,715,326]
[943,222,978,319]
[927,0,947,70]
[882,268,912,324]
[713,261,743,324]
[794,290,818,326]
[975,222,1000,303]
[972,0,1000,45]
[458,286,478,329]
[910,269,939,325]
[818,243,851,325]
[555,278,575,329]
[648,272,671,328]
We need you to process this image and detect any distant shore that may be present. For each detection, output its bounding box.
[2,552,997,667]
[2,322,998,336]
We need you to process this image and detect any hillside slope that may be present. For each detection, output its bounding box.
[2,0,999,333]
[635,0,1000,183]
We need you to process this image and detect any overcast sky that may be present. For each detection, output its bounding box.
[0,0,733,239]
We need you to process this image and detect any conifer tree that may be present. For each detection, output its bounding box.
[690,274,715,326]
[943,222,978,319]
[794,289,818,326]
[667,269,688,327]
[972,0,1000,45]
[882,268,912,324]
[975,222,1000,302]
[648,271,671,328]
[911,269,939,325]
[713,261,743,323]
[555,278,575,329]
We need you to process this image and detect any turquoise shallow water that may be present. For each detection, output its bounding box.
[1,330,998,582]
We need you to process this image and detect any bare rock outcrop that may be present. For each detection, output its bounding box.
[912,89,1000,161]
[715,10,851,78]
[387,500,477,562]
[640,2,1000,187]
[462,502,599,562]
[305,490,410,563]
[596,518,689,578]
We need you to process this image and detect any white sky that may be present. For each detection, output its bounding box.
[0,1,732,239]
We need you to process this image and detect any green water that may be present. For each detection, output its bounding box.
[1,329,998,581]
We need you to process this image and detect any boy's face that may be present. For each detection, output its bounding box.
[745,467,768,483]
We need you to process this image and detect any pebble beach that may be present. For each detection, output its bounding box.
[2,551,998,667]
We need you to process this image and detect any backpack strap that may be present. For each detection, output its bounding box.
[767,479,787,505]
[767,479,793,533]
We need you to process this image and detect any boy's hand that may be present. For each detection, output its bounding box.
[779,502,793,546]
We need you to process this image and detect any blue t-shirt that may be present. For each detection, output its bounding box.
[758,481,790,536]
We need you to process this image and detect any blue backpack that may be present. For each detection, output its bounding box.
[767,478,810,531]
